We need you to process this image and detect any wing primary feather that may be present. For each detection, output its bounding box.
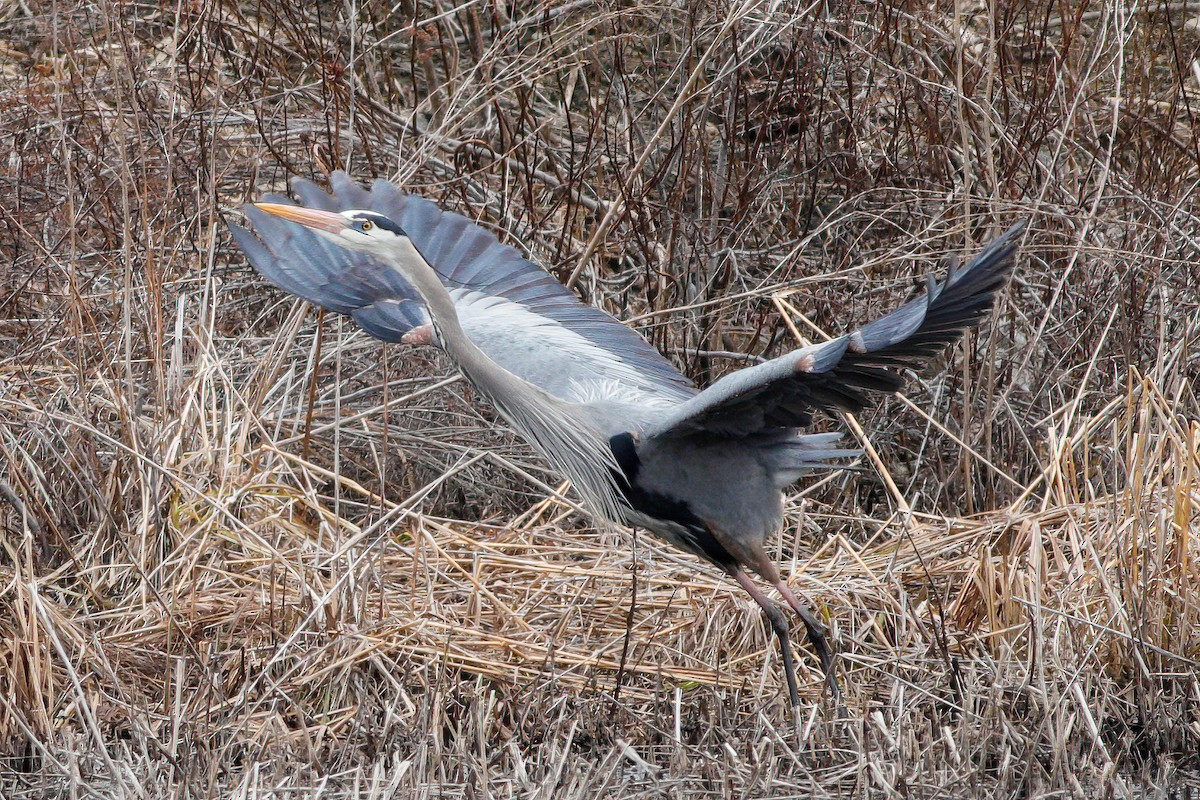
[648,220,1026,439]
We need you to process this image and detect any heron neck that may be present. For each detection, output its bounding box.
[381,238,626,523]
[384,239,544,402]
[387,238,472,352]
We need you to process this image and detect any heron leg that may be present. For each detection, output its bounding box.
[732,568,800,708]
[774,580,841,701]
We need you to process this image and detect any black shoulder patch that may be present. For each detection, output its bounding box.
[609,432,640,481]
[607,432,737,570]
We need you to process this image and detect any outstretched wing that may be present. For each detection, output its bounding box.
[645,221,1027,439]
[230,171,695,405]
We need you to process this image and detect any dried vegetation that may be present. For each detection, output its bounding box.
[1,0,1199,796]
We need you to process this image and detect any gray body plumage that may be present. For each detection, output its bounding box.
[233,171,1026,704]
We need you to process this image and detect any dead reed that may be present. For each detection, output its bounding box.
[1,0,1198,796]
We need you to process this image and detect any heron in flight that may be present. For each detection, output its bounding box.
[232,172,1025,707]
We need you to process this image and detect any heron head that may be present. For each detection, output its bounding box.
[253,204,408,258]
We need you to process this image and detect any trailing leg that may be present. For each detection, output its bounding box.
[775,579,840,701]
[732,568,800,708]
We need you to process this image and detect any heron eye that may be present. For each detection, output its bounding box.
[360,220,374,232]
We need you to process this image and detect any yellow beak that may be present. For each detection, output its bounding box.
[253,203,348,234]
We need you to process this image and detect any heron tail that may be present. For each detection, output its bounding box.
[764,432,861,488]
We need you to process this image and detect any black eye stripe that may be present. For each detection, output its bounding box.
[349,212,406,237]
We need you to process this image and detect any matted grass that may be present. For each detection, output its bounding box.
[1,0,1198,796]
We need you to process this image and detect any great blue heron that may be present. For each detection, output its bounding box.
[232,172,1025,707]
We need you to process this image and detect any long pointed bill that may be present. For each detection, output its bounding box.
[253,203,348,234]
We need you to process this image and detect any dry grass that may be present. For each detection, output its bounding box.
[1,0,1199,796]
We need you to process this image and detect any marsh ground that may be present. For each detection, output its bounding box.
[1,0,1199,796]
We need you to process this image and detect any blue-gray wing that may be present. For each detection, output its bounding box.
[230,171,695,404]
[645,221,1027,439]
